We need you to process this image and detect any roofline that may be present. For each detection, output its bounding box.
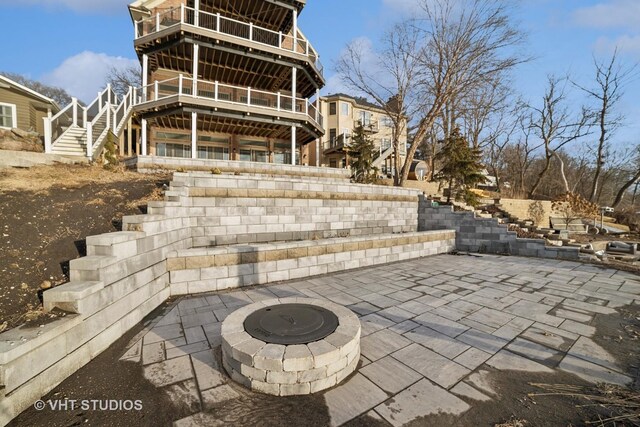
[0,75,60,110]
[321,93,387,114]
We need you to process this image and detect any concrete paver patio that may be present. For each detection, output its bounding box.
[119,254,640,426]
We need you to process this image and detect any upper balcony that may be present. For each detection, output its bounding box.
[134,6,324,80]
[356,119,380,133]
[134,74,324,136]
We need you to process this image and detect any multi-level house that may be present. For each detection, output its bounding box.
[310,93,407,174]
[128,0,325,165]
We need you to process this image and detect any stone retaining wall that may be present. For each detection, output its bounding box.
[126,156,352,182]
[0,169,447,425]
[167,231,456,295]
[418,197,579,260]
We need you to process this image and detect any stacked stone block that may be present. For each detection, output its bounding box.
[127,156,352,182]
[168,231,456,294]
[0,163,454,424]
[221,298,361,396]
[418,196,579,260]
[170,173,420,247]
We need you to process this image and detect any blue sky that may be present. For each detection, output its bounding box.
[0,0,638,141]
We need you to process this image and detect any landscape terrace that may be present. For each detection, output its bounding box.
[0,0,639,427]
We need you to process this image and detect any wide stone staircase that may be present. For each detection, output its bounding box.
[0,162,458,425]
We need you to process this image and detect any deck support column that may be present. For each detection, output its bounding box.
[142,54,148,101]
[127,117,133,156]
[141,118,147,156]
[293,9,298,51]
[291,67,297,113]
[291,126,296,165]
[192,43,199,96]
[191,112,198,159]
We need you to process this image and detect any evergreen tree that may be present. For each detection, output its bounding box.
[434,127,486,203]
[346,125,378,183]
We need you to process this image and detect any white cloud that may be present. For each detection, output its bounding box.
[41,51,139,104]
[594,34,640,57]
[323,74,351,96]
[4,0,130,13]
[573,0,640,30]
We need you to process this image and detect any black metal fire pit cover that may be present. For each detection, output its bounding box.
[244,304,339,345]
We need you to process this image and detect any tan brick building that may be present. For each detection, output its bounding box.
[309,93,407,174]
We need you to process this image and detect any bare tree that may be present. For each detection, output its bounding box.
[337,0,527,186]
[106,65,142,98]
[611,144,640,208]
[336,24,420,185]
[574,50,638,202]
[500,112,542,197]
[526,75,591,197]
[0,71,73,106]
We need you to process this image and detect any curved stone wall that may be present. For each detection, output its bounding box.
[221,298,361,396]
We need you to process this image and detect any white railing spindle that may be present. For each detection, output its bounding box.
[156,13,160,32]
[72,97,78,126]
[86,123,93,158]
[247,87,251,106]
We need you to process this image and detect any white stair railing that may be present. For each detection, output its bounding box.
[373,144,395,168]
[45,84,137,159]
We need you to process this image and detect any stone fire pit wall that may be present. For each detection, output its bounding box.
[221,298,361,396]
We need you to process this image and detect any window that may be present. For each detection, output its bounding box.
[156,143,191,158]
[342,128,350,138]
[359,110,372,126]
[197,135,230,160]
[381,138,391,151]
[0,103,17,129]
[329,129,337,143]
[341,102,349,116]
[273,141,299,165]
[239,140,268,163]
[381,116,394,128]
[329,102,337,115]
[198,146,229,160]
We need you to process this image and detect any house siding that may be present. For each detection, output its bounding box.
[0,87,53,134]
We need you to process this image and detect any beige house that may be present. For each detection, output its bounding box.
[309,93,407,174]
[127,0,324,165]
[0,74,60,136]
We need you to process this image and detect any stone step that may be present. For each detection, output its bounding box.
[166,230,456,294]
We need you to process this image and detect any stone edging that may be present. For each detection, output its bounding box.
[221,297,361,396]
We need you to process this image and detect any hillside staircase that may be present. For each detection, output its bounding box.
[44,85,137,160]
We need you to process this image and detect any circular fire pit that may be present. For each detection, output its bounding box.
[221,298,361,396]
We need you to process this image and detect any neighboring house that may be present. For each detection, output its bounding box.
[311,93,407,171]
[0,74,60,135]
[128,0,324,164]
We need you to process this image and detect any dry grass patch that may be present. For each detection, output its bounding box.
[0,163,164,194]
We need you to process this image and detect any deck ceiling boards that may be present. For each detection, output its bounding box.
[151,43,316,96]
[151,111,316,143]
[193,0,301,33]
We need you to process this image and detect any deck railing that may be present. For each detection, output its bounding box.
[135,6,323,74]
[138,74,323,129]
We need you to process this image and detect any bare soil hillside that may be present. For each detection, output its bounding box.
[0,164,169,331]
